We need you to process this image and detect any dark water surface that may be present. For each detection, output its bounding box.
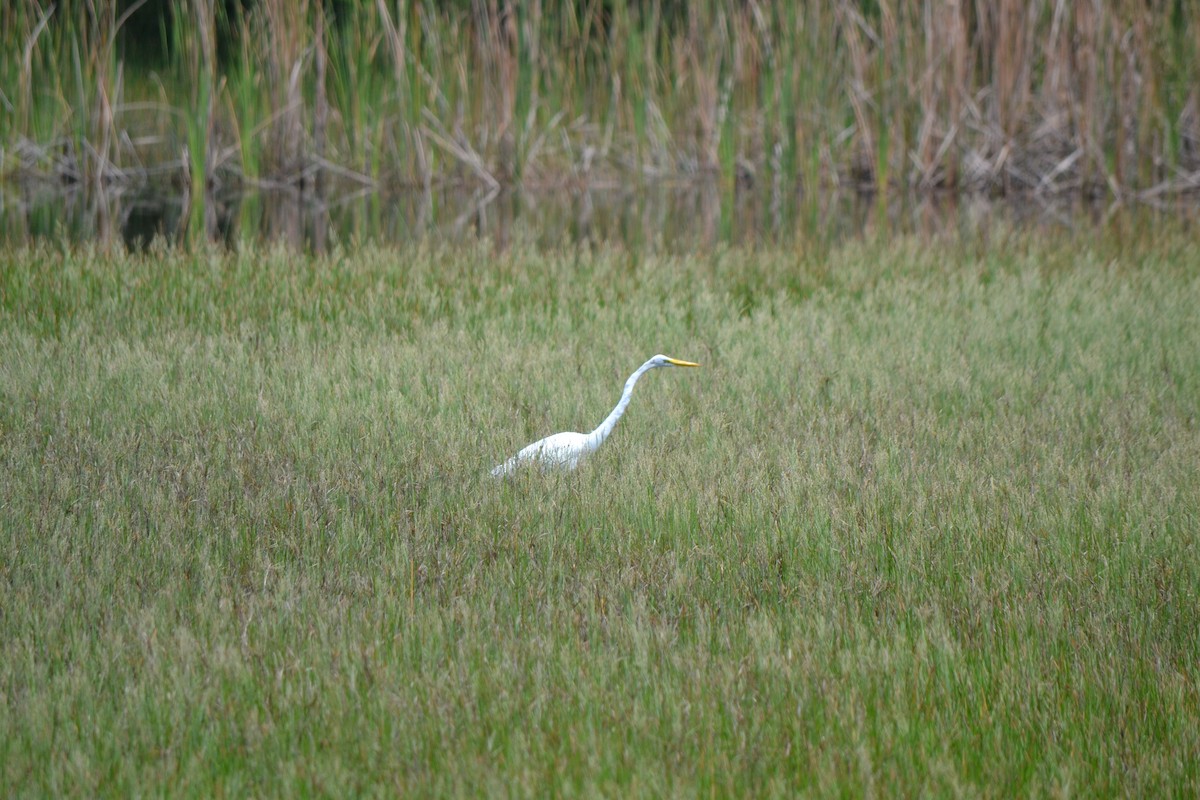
[0,179,1193,254]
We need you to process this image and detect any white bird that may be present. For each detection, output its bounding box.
[491,354,700,476]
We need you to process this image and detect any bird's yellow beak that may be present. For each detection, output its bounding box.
[665,358,700,367]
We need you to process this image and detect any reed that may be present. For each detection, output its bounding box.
[2,1,1199,205]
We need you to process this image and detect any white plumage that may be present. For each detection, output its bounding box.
[491,354,699,476]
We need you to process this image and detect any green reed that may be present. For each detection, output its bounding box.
[2,1,1199,202]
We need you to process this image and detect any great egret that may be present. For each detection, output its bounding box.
[491,354,700,476]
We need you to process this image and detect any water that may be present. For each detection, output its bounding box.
[0,177,1191,254]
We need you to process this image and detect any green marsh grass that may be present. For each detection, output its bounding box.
[1,230,1199,794]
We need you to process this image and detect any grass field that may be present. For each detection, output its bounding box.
[1,228,1199,795]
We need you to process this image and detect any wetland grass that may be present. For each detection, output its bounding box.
[1,229,1198,794]
[3,1,1200,206]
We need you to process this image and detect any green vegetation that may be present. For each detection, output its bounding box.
[3,0,1199,203]
[1,228,1198,795]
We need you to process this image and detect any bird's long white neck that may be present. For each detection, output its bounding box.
[586,358,657,450]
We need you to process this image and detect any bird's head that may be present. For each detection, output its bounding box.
[650,354,700,369]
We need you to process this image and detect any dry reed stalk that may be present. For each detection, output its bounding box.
[314,2,327,196]
[684,6,726,173]
[946,0,968,189]
[916,3,940,186]
[728,5,765,185]
[916,0,967,189]
[83,0,115,193]
[836,1,877,187]
[746,0,781,194]
[1192,0,1200,160]
[1187,3,1200,181]
[996,0,1032,144]
[421,109,499,191]
[1130,1,1161,187]
[1112,4,1134,189]
[259,0,308,182]
[474,0,517,177]
[878,0,899,192]
[5,0,1200,203]
[1061,1,1099,193]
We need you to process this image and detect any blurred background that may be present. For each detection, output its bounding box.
[2,0,1198,250]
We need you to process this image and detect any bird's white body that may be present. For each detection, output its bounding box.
[491,354,699,476]
[494,431,594,475]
